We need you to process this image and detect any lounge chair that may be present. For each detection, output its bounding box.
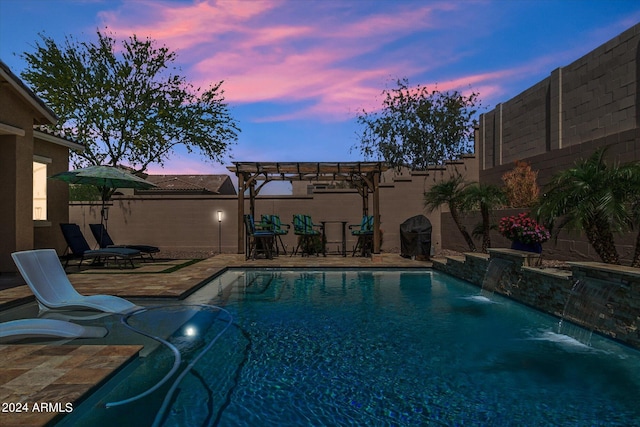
[349,215,374,256]
[292,214,324,256]
[244,214,274,260]
[261,215,290,255]
[11,249,142,314]
[0,319,107,342]
[60,223,140,268]
[90,223,160,261]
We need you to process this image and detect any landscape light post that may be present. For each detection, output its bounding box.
[217,210,223,254]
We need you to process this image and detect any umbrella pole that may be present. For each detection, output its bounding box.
[100,187,109,248]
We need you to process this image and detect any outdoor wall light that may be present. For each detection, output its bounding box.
[217,210,223,254]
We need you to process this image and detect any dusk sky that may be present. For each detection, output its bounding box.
[2,0,640,193]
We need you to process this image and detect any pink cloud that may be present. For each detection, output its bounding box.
[96,0,540,123]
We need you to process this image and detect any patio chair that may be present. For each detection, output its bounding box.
[244,214,274,260]
[261,214,290,255]
[349,215,374,257]
[11,249,142,314]
[89,223,160,261]
[60,223,140,268]
[0,318,107,342]
[292,214,324,256]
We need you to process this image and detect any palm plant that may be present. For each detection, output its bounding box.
[463,183,506,252]
[533,147,638,265]
[424,175,476,252]
[617,161,640,267]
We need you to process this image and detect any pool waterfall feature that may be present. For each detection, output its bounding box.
[480,258,513,296]
[432,249,640,350]
[557,279,616,346]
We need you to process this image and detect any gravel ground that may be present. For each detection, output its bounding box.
[157,250,217,260]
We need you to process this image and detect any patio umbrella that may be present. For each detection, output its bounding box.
[50,165,156,227]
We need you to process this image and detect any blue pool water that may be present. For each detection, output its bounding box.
[58,270,640,426]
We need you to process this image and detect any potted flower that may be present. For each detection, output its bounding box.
[498,212,550,253]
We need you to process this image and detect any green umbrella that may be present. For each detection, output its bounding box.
[50,165,156,226]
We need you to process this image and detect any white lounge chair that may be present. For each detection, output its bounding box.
[11,249,142,314]
[0,318,107,342]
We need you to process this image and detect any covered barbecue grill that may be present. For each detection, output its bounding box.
[400,215,432,259]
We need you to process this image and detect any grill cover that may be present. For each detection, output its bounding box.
[400,215,432,258]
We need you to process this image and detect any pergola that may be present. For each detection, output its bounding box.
[227,161,389,255]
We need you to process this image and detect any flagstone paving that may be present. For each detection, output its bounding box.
[0,253,430,426]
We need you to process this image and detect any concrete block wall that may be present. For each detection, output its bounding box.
[500,79,549,163]
[478,23,640,186]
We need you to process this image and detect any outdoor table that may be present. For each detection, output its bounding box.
[321,221,347,256]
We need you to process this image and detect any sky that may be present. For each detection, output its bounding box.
[2,0,640,194]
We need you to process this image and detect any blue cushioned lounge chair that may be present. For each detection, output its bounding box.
[60,223,140,268]
[89,223,160,261]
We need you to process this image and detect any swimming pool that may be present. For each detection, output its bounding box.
[58,269,640,426]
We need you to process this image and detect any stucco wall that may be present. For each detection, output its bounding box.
[69,156,478,256]
[0,86,34,272]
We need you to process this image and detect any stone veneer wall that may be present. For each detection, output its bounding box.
[432,248,640,350]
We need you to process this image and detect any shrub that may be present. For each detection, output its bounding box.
[502,161,540,208]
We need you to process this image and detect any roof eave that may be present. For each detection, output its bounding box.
[34,129,85,151]
[0,61,57,125]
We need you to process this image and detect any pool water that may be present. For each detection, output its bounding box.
[58,270,640,426]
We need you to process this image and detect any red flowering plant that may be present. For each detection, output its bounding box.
[498,212,550,245]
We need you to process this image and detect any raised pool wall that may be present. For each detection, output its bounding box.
[432,249,640,350]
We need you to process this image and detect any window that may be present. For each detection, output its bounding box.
[33,157,50,220]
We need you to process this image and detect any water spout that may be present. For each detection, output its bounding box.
[480,258,513,296]
[557,279,614,346]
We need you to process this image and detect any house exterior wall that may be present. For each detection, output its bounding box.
[478,23,640,187]
[0,86,35,272]
[0,63,75,273]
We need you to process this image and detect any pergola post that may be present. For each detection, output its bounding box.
[372,171,380,254]
[249,181,256,218]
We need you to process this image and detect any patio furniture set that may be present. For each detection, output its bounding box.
[244,214,375,260]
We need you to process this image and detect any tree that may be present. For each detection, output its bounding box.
[463,183,506,253]
[355,78,479,170]
[502,160,540,208]
[533,148,639,265]
[21,30,239,172]
[424,175,476,252]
